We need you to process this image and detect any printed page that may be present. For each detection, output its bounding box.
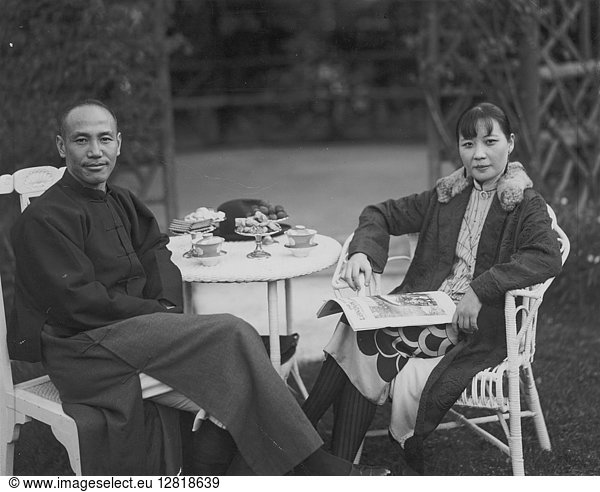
[317,291,456,331]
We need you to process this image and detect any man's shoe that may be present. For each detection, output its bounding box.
[349,464,392,476]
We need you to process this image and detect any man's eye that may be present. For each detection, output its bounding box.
[100,137,113,143]
[75,138,87,144]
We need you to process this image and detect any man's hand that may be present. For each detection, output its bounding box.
[452,287,482,335]
[159,299,177,311]
[342,253,373,292]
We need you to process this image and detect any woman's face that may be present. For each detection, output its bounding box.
[458,118,514,186]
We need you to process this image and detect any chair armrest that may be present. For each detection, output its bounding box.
[331,233,354,295]
[504,280,553,366]
[506,283,546,300]
[332,233,380,296]
[0,174,14,194]
[331,233,417,298]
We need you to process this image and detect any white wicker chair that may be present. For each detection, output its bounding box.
[0,166,81,475]
[11,166,66,211]
[330,205,569,475]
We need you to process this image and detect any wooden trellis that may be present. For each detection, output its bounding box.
[420,0,600,212]
[538,0,600,211]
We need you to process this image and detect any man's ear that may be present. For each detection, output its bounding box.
[117,132,122,156]
[56,135,66,158]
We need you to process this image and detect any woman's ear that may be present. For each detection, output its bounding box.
[508,133,515,155]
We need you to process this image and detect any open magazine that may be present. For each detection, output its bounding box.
[317,291,456,331]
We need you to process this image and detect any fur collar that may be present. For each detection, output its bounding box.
[435,161,533,211]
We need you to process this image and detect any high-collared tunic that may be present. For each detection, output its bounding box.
[10,171,184,357]
[439,185,497,301]
[10,171,322,475]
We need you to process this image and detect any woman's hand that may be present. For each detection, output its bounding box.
[342,253,373,292]
[452,287,482,335]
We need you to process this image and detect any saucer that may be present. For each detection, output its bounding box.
[198,251,227,266]
[185,249,227,259]
[284,243,317,257]
[284,243,318,249]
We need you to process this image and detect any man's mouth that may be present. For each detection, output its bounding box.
[84,163,106,169]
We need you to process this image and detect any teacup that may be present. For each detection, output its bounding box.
[285,225,317,248]
[192,235,224,257]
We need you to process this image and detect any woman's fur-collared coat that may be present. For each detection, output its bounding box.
[347,162,563,470]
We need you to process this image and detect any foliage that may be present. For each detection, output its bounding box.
[0,0,167,175]
[169,0,424,142]
[546,196,600,318]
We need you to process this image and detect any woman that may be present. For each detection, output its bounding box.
[302,102,563,473]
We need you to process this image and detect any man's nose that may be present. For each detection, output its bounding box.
[87,140,102,157]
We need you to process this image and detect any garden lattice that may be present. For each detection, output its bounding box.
[420,0,600,211]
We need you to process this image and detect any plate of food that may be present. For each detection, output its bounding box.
[234,211,283,258]
[216,199,290,241]
[249,202,289,221]
[234,212,282,236]
[169,207,226,235]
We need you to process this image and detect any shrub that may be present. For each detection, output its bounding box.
[0,0,167,175]
[546,198,600,319]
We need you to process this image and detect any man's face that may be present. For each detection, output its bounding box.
[56,104,122,191]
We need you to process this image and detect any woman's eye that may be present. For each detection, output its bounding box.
[461,142,473,148]
[485,139,498,145]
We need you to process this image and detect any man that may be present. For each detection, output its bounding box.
[10,99,390,476]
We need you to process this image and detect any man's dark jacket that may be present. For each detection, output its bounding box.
[10,171,182,362]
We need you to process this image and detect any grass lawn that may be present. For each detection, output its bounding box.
[11,311,599,476]
[346,311,600,476]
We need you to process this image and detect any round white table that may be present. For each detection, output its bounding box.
[167,233,342,394]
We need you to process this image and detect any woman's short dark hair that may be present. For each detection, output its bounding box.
[455,102,512,143]
[58,99,118,137]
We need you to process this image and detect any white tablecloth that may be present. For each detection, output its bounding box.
[167,234,342,284]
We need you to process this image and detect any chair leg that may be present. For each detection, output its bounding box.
[0,411,24,476]
[0,439,15,476]
[522,366,551,451]
[507,368,525,475]
[353,439,365,465]
[50,422,82,475]
[289,359,309,400]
